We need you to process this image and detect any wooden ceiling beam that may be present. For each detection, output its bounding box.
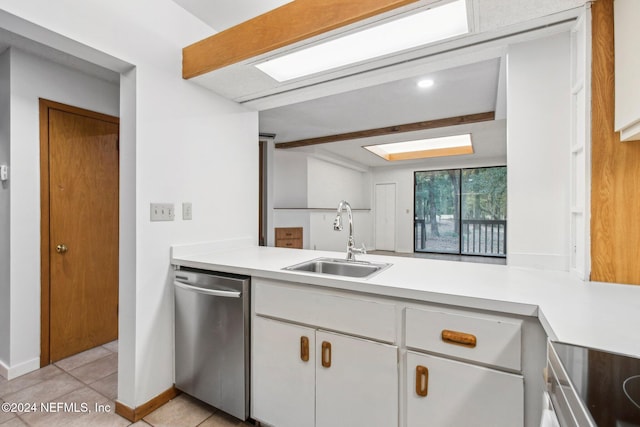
[182,0,420,79]
[275,111,495,149]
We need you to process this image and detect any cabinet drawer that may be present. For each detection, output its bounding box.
[275,227,302,240]
[406,351,523,427]
[254,279,396,343]
[275,238,302,249]
[405,307,521,371]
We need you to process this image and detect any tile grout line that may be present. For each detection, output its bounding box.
[1,344,119,427]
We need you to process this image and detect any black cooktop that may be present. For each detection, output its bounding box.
[553,342,640,427]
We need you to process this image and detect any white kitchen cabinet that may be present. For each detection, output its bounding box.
[316,330,398,427]
[615,0,640,141]
[252,315,398,427]
[252,316,315,427]
[406,351,524,427]
[405,307,522,371]
[250,277,537,426]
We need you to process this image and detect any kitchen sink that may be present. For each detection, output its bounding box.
[283,257,391,278]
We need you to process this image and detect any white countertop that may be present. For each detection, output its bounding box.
[171,244,640,359]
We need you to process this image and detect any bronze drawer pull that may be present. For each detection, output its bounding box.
[416,365,429,397]
[300,336,309,362]
[321,341,332,368]
[441,329,477,348]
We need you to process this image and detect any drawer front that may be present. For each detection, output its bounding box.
[275,227,302,240]
[406,307,522,371]
[254,279,396,343]
[275,238,302,249]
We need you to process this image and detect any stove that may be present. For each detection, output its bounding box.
[547,341,640,427]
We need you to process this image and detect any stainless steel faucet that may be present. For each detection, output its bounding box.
[333,200,366,261]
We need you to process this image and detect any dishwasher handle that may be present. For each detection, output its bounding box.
[174,280,242,298]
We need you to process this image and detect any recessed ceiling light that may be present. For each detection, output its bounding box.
[364,134,474,161]
[256,0,469,82]
[417,79,435,89]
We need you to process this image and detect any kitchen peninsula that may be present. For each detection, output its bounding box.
[171,241,640,427]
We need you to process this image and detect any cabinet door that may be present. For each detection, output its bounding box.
[252,316,315,427]
[316,330,398,427]
[407,351,523,427]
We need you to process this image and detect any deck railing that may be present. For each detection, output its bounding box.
[415,219,507,257]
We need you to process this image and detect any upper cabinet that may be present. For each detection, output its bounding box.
[181,0,588,110]
[614,0,640,141]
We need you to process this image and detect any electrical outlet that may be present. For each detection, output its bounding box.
[150,203,175,221]
[182,202,192,220]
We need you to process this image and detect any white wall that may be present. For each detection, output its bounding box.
[273,150,308,208]
[0,48,10,371]
[307,157,369,208]
[0,0,258,409]
[271,153,373,251]
[0,47,120,379]
[506,32,571,270]
[309,211,373,252]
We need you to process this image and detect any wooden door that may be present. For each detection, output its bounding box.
[40,100,119,364]
[251,316,315,427]
[315,330,398,427]
[406,351,523,427]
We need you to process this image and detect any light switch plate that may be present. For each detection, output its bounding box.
[150,203,175,221]
[182,202,192,220]
[0,164,7,181]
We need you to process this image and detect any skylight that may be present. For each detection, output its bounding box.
[364,134,473,161]
[256,0,469,82]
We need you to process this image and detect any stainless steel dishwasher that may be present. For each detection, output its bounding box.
[174,267,250,420]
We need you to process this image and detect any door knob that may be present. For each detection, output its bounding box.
[56,244,68,254]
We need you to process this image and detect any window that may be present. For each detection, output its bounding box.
[414,166,506,257]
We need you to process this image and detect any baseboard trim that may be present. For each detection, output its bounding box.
[0,360,8,379]
[0,357,41,380]
[115,386,180,422]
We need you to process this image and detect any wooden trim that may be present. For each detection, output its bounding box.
[39,99,120,367]
[115,387,180,422]
[590,0,640,285]
[183,0,420,79]
[39,100,51,367]
[385,145,474,161]
[275,112,495,149]
[40,99,120,124]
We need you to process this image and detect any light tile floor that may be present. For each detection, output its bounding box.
[0,342,254,427]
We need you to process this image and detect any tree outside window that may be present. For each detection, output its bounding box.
[415,166,506,257]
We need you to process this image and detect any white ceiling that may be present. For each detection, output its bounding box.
[259,58,505,167]
[169,0,507,169]
[260,59,500,142]
[0,27,119,83]
[305,118,507,169]
[172,0,293,32]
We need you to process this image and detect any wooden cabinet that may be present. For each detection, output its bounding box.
[275,227,303,249]
[252,316,398,427]
[406,351,523,427]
